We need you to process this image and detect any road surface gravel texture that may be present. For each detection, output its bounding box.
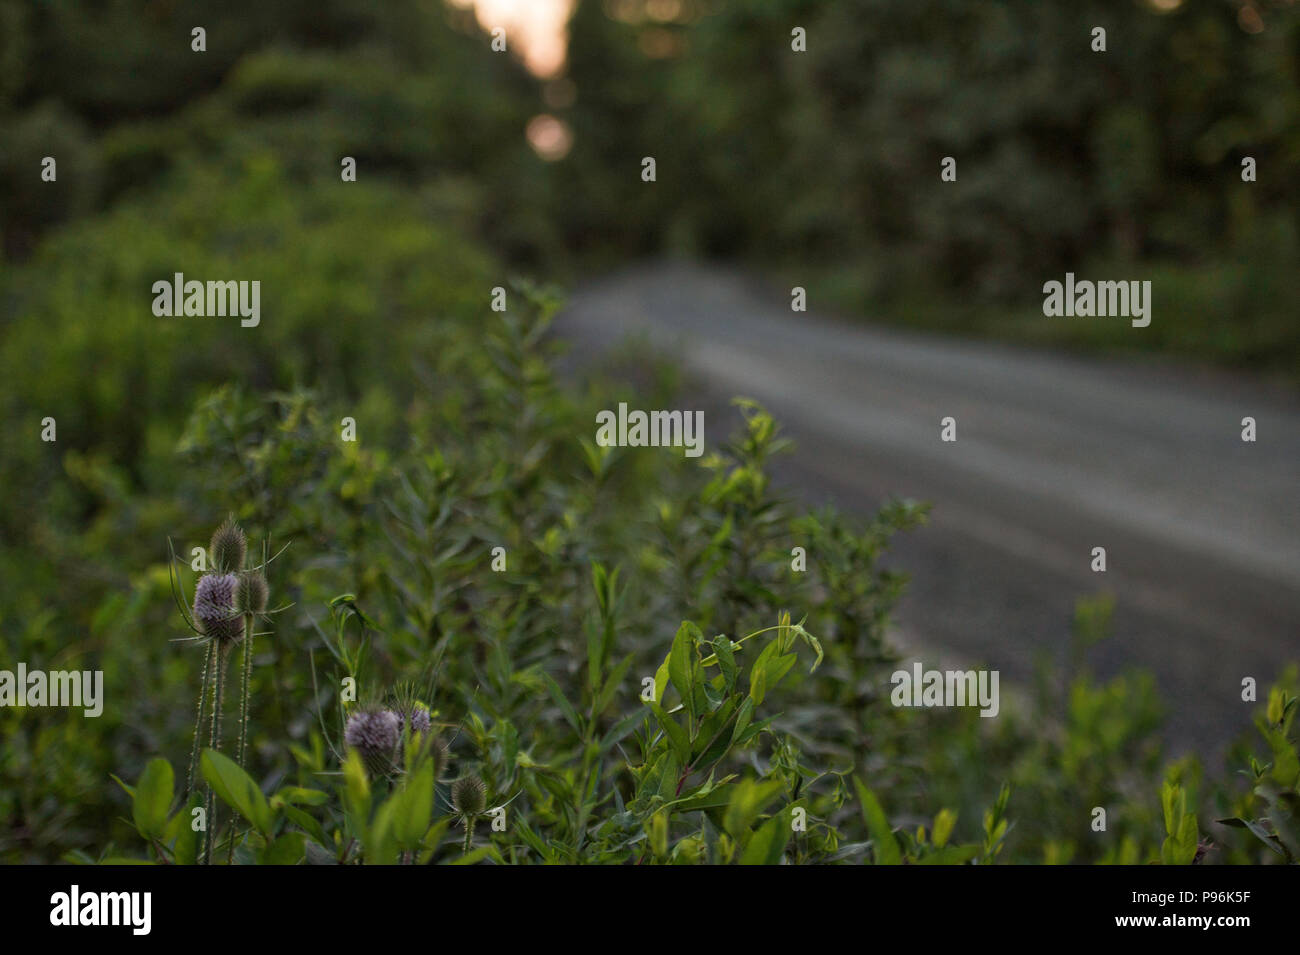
[558,262,1300,758]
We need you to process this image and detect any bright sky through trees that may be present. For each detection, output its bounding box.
[454,0,574,77]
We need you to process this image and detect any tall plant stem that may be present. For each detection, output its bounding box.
[229,619,255,865]
[204,642,229,865]
[187,641,214,796]
[237,617,255,769]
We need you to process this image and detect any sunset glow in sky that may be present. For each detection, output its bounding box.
[453,0,574,77]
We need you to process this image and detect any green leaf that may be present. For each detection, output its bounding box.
[272,787,329,807]
[712,636,737,691]
[739,808,792,865]
[365,797,399,865]
[1161,813,1198,865]
[1266,727,1300,787]
[280,804,328,848]
[730,697,755,744]
[393,762,434,849]
[586,621,604,694]
[749,660,768,706]
[1160,781,1183,838]
[669,621,700,717]
[598,708,645,752]
[652,657,670,706]
[109,774,135,801]
[652,703,691,764]
[167,794,201,865]
[932,808,957,849]
[201,749,273,837]
[647,809,669,859]
[342,748,371,832]
[854,779,901,865]
[916,844,980,865]
[674,784,735,813]
[132,758,174,841]
[796,625,824,673]
[761,652,798,693]
[450,845,504,865]
[260,831,306,865]
[594,653,635,718]
[542,672,583,735]
[1217,816,1286,857]
[723,779,783,838]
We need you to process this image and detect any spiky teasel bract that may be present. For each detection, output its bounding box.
[452,774,487,854]
[235,570,269,616]
[451,775,487,816]
[210,516,247,574]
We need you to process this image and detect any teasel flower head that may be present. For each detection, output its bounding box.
[345,707,401,777]
[193,572,244,644]
[236,571,269,616]
[210,517,247,574]
[396,700,432,736]
[451,775,487,817]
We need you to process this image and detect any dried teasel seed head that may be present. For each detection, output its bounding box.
[344,708,401,777]
[236,571,269,615]
[428,734,451,780]
[210,518,247,573]
[451,775,486,816]
[193,573,243,644]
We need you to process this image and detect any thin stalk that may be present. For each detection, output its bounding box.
[237,616,254,769]
[462,815,475,855]
[204,643,229,865]
[697,625,790,667]
[229,618,255,866]
[186,641,214,796]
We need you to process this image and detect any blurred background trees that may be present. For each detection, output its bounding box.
[552,0,1298,364]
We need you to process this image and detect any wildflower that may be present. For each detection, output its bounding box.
[396,701,432,736]
[193,573,243,644]
[345,708,401,777]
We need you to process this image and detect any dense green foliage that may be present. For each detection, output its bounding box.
[1,1,1297,864]
[3,172,1297,862]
